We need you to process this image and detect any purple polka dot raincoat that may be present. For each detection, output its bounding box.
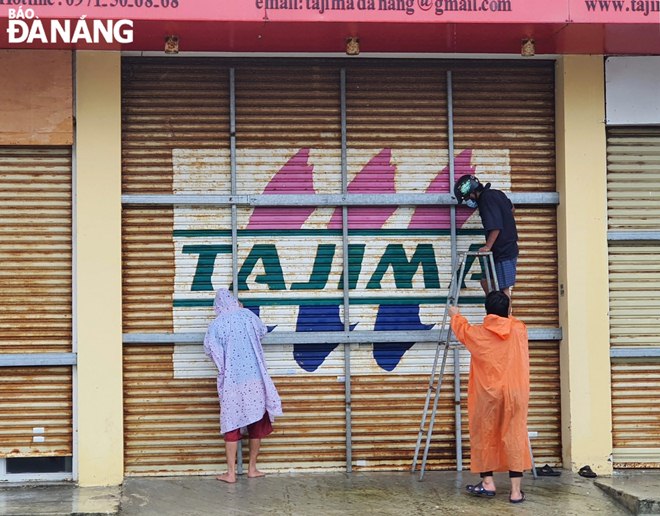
[203,289,283,434]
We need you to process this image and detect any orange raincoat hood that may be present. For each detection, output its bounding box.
[482,314,513,340]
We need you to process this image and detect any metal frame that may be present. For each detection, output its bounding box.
[608,231,660,241]
[610,347,660,359]
[0,354,77,367]
[122,328,561,346]
[338,67,354,473]
[71,53,80,484]
[118,62,563,474]
[122,192,558,206]
[446,70,464,471]
[229,67,239,297]
[0,469,74,483]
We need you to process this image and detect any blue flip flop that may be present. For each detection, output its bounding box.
[466,481,496,497]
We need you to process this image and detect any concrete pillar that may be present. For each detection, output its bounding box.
[556,56,613,475]
[75,51,124,486]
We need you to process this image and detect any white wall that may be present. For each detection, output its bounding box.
[606,56,660,125]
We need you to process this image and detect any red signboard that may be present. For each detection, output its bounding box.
[1,0,659,53]
[0,0,659,23]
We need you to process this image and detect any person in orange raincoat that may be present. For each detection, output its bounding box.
[448,290,531,504]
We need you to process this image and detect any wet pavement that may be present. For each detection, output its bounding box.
[117,471,631,515]
[1,469,659,515]
[595,472,660,515]
[0,483,121,515]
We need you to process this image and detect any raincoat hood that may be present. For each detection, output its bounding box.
[213,288,241,316]
[483,314,512,339]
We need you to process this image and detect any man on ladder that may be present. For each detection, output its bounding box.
[454,174,518,301]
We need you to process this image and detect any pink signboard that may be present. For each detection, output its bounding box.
[0,0,656,23]
[570,0,660,22]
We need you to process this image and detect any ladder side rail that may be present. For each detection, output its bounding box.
[411,332,446,472]
[418,254,470,480]
[412,255,464,472]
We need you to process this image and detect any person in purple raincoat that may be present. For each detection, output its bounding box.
[203,289,283,483]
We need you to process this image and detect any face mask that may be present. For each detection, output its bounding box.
[466,199,478,209]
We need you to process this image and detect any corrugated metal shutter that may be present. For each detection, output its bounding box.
[347,61,559,470]
[452,62,558,326]
[0,147,72,458]
[0,367,72,457]
[122,58,560,475]
[607,127,660,467]
[122,59,228,474]
[123,59,348,474]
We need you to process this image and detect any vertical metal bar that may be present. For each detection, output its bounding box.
[71,53,79,483]
[340,67,352,473]
[228,67,243,474]
[230,68,239,297]
[447,70,463,471]
[448,74,457,269]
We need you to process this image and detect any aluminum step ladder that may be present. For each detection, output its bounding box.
[411,250,498,481]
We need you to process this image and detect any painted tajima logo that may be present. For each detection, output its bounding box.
[172,147,511,373]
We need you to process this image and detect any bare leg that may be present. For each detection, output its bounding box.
[480,270,501,295]
[480,474,496,492]
[216,440,238,483]
[510,476,523,501]
[247,438,265,478]
[503,287,513,315]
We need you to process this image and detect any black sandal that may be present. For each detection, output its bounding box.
[578,465,597,478]
[466,481,496,497]
[536,464,561,476]
[510,491,526,504]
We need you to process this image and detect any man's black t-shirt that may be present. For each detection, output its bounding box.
[477,186,518,262]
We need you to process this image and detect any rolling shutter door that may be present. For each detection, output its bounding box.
[234,63,347,470]
[345,64,453,470]
[345,62,560,470]
[122,58,560,475]
[122,59,231,474]
[607,127,660,467]
[122,59,350,474]
[452,63,560,465]
[0,147,73,460]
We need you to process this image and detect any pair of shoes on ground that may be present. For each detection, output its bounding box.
[466,481,525,503]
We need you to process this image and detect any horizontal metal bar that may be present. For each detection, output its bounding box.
[610,347,660,359]
[122,192,559,207]
[0,353,77,367]
[608,231,660,241]
[123,328,561,345]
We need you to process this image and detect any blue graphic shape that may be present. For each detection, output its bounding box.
[244,306,276,332]
[373,305,434,372]
[294,305,357,372]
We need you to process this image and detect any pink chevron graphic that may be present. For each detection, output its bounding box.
[247,148,315,230]
[408,149,475,230]
[328,148,397,229]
